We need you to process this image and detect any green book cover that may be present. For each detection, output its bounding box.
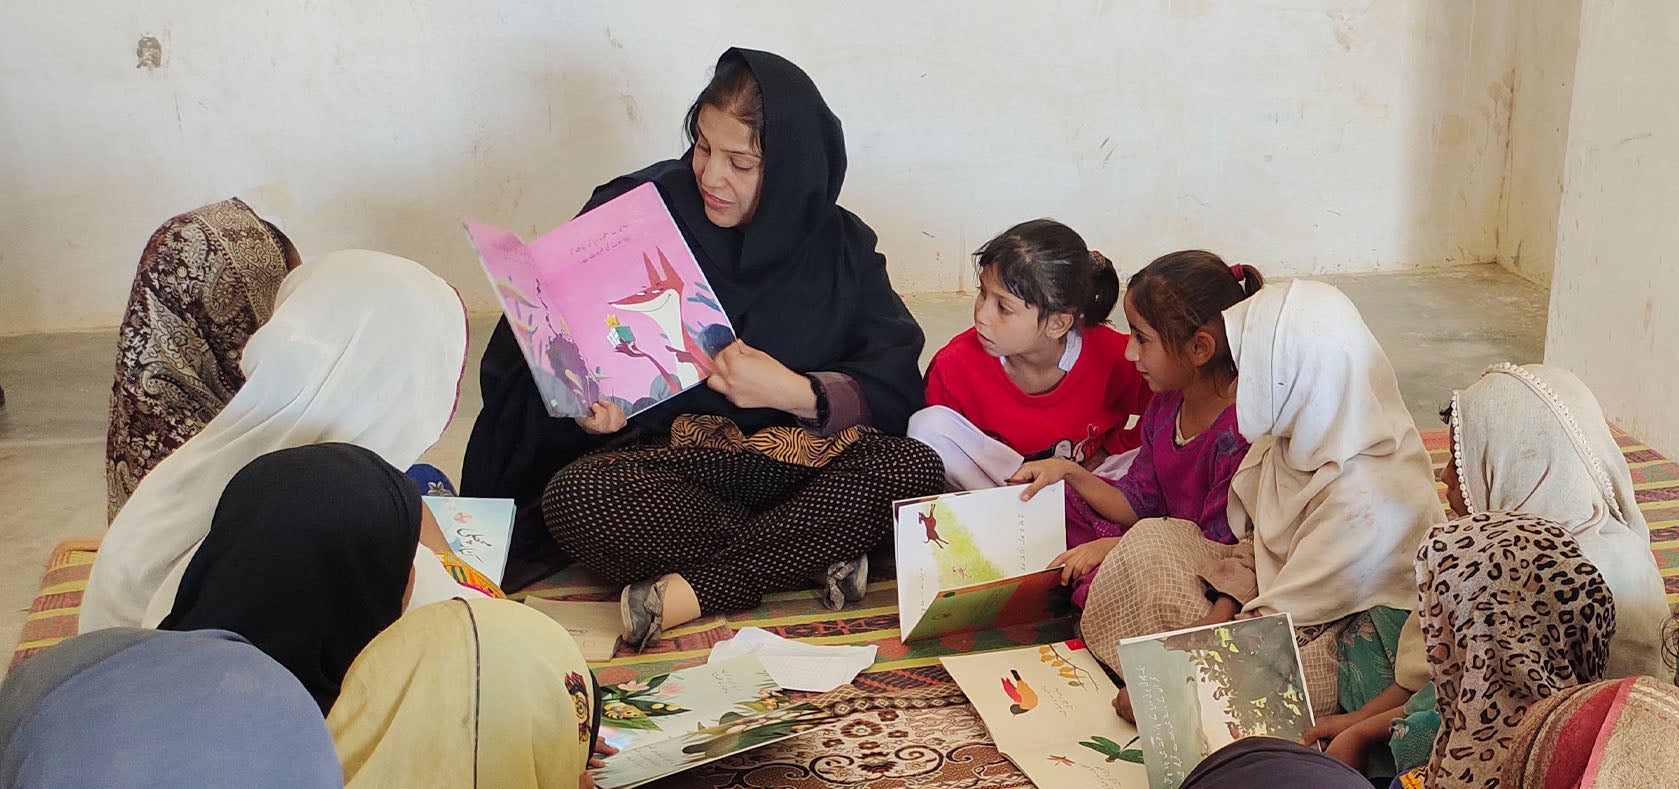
[1117,612,1314,788]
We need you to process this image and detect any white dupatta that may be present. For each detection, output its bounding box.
[81,250,468,632]
[1222,279,1444,626]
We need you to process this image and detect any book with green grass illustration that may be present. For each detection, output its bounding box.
[1117,612,1314,789]
[591,656,834,789]
[892,483,1067,642]
[942,640,1147,788]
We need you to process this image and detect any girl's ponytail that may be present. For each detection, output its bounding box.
[1126,250,1263,391]
[973,219,1112,330]
[1230,262,1265,296]
[1085,251,1121,326]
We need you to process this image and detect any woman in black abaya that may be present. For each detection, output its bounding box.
[461,48,941,647]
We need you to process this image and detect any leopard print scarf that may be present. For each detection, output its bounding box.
[1420,512,1614,788]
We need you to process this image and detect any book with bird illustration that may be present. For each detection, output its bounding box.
[1116,612,1314,789]
[892,483,1068,643]
[464,182,736,419]
[942,640,1147,788]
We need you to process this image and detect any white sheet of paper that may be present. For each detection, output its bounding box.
[521,598,621,661]
[706,627,877,692]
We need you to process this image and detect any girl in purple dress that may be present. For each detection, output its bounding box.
[1013,251,1262,609]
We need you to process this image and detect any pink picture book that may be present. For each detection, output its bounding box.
[464,182,735,418]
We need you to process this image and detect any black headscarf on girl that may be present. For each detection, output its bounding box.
[461,48,926,576]
[159,442,420,713]
[1180,737,1371,788]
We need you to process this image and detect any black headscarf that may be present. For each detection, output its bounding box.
[461,48,926,579]
[159,442,420,713]
[1179,737,1371,788]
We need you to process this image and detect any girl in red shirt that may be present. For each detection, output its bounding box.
[908,219,1151,491]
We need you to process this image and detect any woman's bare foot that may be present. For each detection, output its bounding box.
[658,574,701,628]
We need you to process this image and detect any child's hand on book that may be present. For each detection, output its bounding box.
[576,401,627,434]
[1009,458,1082,500]
[1315,714,1391,771]
[587,741,619,769]
[1111,686,1135,723]
[1049,537,1120,584]
[1300,713,1357,747]
[581,742,619,789]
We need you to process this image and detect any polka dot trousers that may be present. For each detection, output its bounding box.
[542,433,943,613]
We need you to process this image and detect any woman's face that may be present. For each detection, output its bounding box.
[692,104,763,228]
[1442,436,1468,517]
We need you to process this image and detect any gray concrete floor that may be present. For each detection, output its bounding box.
[0,264,1547,656]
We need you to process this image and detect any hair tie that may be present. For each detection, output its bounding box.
[1229,264,1245,280]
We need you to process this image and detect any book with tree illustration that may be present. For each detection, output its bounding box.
[591,656,834,789]
[1116,612,1314,789]
[942,640,1147,788]
[464,181,736,419]
[892,483,1068,643]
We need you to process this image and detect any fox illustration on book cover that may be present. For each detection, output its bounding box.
[605,250,730,397]
[466,182,737,419]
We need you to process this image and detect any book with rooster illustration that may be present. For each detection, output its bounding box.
[942,640,1146,788]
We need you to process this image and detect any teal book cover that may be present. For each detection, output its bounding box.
[1117,612,1314,788]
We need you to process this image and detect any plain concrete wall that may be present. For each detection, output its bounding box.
[1494,0,1582,288]
[1546,0,1679,456]
[2,1,1517,334]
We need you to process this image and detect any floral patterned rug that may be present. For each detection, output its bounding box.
[14,427,1679,788]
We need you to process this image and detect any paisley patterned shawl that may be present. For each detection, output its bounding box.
[106,197,294,520]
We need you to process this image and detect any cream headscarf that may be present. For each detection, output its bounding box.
[81,250,468,633]
[328,598,596,788]
[1451,362,1670,678]
[1221,279,1444,625]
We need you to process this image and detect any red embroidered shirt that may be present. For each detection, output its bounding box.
[923,326,1151,462]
